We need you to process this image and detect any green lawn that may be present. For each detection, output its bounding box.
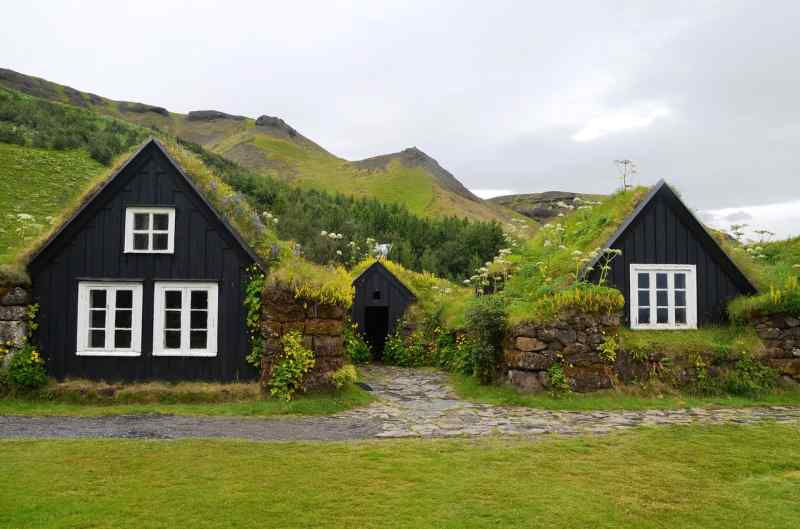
[452,374,800,411]
[2,424,799,528]
[0,384,374,417]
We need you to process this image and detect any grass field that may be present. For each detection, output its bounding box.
[0,384,374,417]
[451,374,800,411]
[0,143,105,265]
[1,424,799,528]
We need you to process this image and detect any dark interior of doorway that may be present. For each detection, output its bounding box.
[364,306,390,359]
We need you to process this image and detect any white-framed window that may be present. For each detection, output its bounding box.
[124,207,175,253]
[630,264,697,330]
[77,282,143,356]
[153,282,218,357]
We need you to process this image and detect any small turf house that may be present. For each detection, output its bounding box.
[352,261,415,357]
[28,139,262,381]
[585,180,757,329]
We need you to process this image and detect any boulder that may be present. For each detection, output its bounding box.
[515,336,547,352]
[1,287,30,306]
[505,350,553,371]
[508,369,546,392]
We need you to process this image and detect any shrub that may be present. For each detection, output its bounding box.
[343,320,371,364]
[722,355,777,396]
[546,362,571,396]
[465,296,507,384]
[7,343,47,389]
[383,329,432,367]
[330,364,358,389]
[728,275,800,322]
[268,331,315,401]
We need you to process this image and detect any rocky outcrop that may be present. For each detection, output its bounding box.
[753,314,800,381]
[260,285,348,391]
[255,115,298,137]
[505,312,621,392]
[187,110,247,122]
[489,191,606,222]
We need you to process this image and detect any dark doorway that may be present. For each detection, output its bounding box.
[364,306,390,359]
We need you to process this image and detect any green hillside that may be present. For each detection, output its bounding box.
[0,68,530,226]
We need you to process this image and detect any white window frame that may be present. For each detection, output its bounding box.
[153,282,219,357]
[630,264,697,330]
[124,207,175,254]
[76,282,143,356]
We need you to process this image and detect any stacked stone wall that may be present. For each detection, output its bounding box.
[260,285,348,391]
[753,314,800,383]
[0,286,30,366]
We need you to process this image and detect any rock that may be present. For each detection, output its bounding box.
[761,328,782,340]
[1,287,30,306]
[186,110,246,121]
[513,324,539,338]
[556,328,577,346]
[255,115,298,137]
[117,101,168,116]
[793,348,800,358]
[777,375,800,390]
[313,335,343,356]
[309,303,346,320]
[305,319,343,336]
[515,336,547,352]
[588,333,605,346]
[786,317,800,328]
[0,320,26,346]
[566,365,613,392]
[563,343,595,367]
[508,369,545,392]
[768,359,800,377]
[599,314,621,327]
[538,328,559,343]
[0,306,26,321]
[505,350,552,370]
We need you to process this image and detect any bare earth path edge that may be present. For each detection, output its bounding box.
[2,366,799,441]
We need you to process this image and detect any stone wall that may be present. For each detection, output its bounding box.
[753,313,800,383]
[0,286,30,351]
[505,312,621,392]
[259,284,348,391]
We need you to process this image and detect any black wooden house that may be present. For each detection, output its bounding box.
[28,139,261,381]
[352,261,415,357]
[585,180,757,329]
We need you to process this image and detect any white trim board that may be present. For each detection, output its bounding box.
[76,281,143,356]
[629,263,697,330]
[152,281,219,357]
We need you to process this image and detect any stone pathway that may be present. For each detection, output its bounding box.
[1,365,799,441]
[347,365,800,438]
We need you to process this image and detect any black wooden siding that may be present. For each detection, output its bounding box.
[586,184,756,325]
[352,263,415,336]
[29,141,257,381]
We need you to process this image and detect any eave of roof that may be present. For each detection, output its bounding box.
[353,260,417,300]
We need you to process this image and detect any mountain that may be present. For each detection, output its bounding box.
[0,68,527,225]
[489,191,607,222]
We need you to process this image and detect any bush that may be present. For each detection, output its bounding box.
[7,343,47,389]
[723,355,777,396]
[344,320,371,364]
[330,364,358,389]
[465,296,507,384]
[383,329,432,367]
[268,331,315,401]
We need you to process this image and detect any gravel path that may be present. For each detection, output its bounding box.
[2,365,799,441]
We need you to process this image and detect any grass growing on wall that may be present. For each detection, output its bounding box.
[269,256,355,307]
[619,326,766,358]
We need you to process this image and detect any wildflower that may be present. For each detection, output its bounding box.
[336,250,342,255]
[320,230,328,236]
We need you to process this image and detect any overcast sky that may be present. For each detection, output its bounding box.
[3,1,798,238]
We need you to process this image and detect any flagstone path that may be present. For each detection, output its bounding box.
[1,365,799,441]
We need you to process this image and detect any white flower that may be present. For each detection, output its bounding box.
[16,213,33,221]
[336,250,342,255]
[320,230,328,236]
[273,218,278,224]
[463,279,471,284]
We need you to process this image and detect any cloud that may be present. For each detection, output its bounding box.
[702,200,800,242]
[471,189,515,199]
[572,105,671,142]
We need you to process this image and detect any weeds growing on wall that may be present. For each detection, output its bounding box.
[343,319,371,364]
[244,265,265,368]
[268,331,315,401]
[465,296,507,384]
[329,364,358,389]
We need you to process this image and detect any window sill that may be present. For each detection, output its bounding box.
[631,325,698,331]
[76,350,142,357]
[123,250,175,255]
[152,351,218,357]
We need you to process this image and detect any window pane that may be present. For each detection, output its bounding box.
[165,310,182,329]
[153,233,168,251]
[656,273,668,289]
[115,309,132,329]
[90,289,106,308]
[674,273,686,289]
[114,330,132,349]
[133,213,149,230]
[675,308,687,324]
[165,290,182,309]
[657,308,669,324]
[675,290,686,307]
[190,310,207,329]
[165,330,181,349]
[133,233,149,250]
[637,290,649,307]
[191,290,208,309]
[638,308,650,324]
[190,330,207,349]
[90,329,105,348]
[116,290,133,308]
[656,290,668,307]
[90,309,106,328]
[637,273,649,288]
[153,213,169,231]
